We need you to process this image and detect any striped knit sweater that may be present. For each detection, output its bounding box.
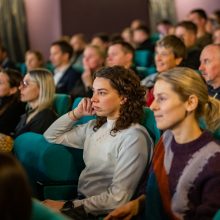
[144,130,220,220]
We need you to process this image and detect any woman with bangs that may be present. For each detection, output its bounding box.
[14,68,57,137]
[43,66,153,219]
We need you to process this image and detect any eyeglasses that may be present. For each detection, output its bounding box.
[20,80,37,88]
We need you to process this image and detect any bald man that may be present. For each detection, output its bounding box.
[199,44,220,99]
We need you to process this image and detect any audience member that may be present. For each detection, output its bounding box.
[207,9,220,33]
[156,19,173,38]
[105,67,220,220]
[70,33,87,72]
[91,33,109,53]
[25,50,44,72]
[132,25,154,52]
[71,44,105,101]
[50,40,81,94]
[0,45,17,70]
[14,68,57,137]
[43,66,153,218]
[211,10,220,24]
[0,68,25,136]
[130,19,146,31]
[175,20,201,69]
[141,35,186,106]
[106,41,145,79]
[121,27,134,47]
[0,152,32,220]
[107,41,134,68]
[213,27,220,44]
[188,8,212,49]
[199,44,220,99]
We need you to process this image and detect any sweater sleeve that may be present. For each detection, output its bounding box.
[44,113,94,149]
[73,128,152,215]
[192,154,220,220]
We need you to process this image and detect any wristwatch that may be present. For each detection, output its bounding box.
[60,200,74,212]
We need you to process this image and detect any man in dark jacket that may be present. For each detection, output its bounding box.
[50,40,81,94]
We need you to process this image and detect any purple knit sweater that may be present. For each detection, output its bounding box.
[167,131,220,219]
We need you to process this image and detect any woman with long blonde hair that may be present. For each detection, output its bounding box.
[105,67,220,220]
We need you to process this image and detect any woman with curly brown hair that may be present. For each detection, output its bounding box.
[43,66,153,219]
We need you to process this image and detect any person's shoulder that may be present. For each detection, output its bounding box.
[36,108,58,119]
[208,85,220,99]
[120,123,152,140]
[65,66,81,75]
[141,73,157,87]
[75,118,97,131]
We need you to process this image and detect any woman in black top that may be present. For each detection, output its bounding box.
[14,68,57,137]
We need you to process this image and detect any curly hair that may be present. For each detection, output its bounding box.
[93,66,146,135]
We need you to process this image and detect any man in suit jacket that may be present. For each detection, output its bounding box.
[50,40,81,94]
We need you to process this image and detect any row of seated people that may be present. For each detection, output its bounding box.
[13,66,220,220]
[1,38,220,149]
[1,10,220,107]
[1,7,220,220]
[1,34,220,139]
[6,35,220,103]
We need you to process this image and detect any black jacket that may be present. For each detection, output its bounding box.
[56,66,81,94]
[0,96,25,136]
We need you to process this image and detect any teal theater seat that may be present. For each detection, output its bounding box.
[53,93,71,117]
[214,210,220,220]
[16,62,27,76]
[14,132,85,200]
[150,33,160,44]
[142,107,161,144]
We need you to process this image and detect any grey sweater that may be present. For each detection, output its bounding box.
[44,113,153,215]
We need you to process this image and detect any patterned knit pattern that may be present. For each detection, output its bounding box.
[145,130,220,220]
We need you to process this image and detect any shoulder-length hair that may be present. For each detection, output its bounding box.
[28,68,55,112]
[93,66,146,135]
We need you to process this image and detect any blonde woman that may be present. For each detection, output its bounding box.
[15,68,57,137]
[105,67,220,220]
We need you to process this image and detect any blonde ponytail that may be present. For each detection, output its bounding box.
[204,97,220,132]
